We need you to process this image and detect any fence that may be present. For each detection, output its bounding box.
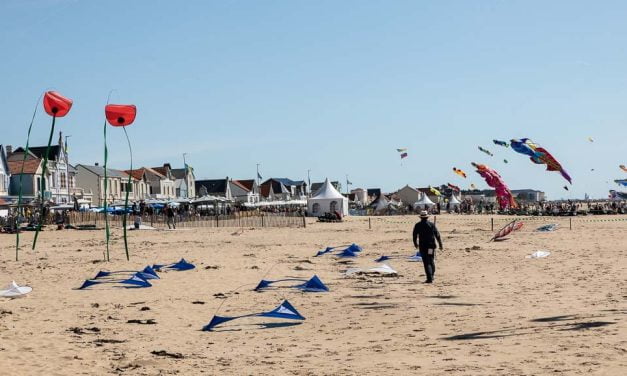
[67,211,306,229]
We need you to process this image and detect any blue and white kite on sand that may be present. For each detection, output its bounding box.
[254,275,329,292]
[78,271,154,290]
[152,258,195,271]
[375,253,422,263]
[315,243,362,258]
[202,300,305,331]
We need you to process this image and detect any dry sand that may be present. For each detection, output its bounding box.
[0,215,626,375]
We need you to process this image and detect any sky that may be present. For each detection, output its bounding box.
[1,0,626,200]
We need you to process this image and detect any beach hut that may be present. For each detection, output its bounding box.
[307,178,348,217]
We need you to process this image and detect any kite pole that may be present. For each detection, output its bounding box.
[15,93,43,260]
[32,115,56,250]
[121,127,133,261]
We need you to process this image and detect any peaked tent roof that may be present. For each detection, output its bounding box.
[311,178,344,199]
[374,195,390,212]
[415,192,435,206]
[449,195,461,204]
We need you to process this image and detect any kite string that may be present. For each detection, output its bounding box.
[15,91,43,260]
[32,115,56,250]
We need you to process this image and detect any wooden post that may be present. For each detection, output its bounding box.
[491,217,494,231]
[216,214,219,228]
[261,214,264,228]
[569,217,572,230]
[302,214,306,228]
[368,217,371,229]
[434,215,437,226]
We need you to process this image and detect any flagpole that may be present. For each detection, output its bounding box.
[256,163,260,186]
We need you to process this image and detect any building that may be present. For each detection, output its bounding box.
[395,185,421,207]
[75,164,131,206]
[0,145,10,197]
[229,179,260,204]
[195,178,232,200]
[260,178,307,201]
[7,157,42,200]
[144,166,176,199]
[124,168,151,202]
[7,133,75,204]
[511,189,546,202]
[171,165,196,198]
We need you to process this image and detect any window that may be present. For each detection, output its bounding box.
[330,201,338,212]
[312,203,320,214]
[60,173,67,189]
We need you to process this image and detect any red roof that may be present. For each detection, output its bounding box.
[231,180,251,192]
[8,159,41,174]
[125,168,146,181]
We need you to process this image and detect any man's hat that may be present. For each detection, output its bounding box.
[419,210,429,218]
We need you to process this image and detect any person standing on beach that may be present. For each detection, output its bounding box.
[165,205,176,229]
[412,210,443,283]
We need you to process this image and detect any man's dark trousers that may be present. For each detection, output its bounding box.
[419,247,436,282]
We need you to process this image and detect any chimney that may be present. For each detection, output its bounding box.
[5,145,12,155]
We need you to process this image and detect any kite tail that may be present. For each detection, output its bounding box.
[16,93,43,260]
[560,170,572,184]
[32,115,56,251]
[103,120,110,261]
[122,127,133,261]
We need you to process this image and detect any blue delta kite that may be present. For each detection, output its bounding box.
[315,243,362,258]
[202,300,305,331]
[78,266,159,289]
[254,275,329,292]
[152,258,196,272]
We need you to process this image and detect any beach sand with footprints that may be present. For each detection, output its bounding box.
[0,215,626,375]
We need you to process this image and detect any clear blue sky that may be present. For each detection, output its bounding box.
[1,0,625,199]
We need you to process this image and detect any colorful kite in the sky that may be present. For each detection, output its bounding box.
[493,139,509,147]
[470,183,477,190]
[615,179,627,187]
[620,164,627,172]
[104,104,137,261]
[471,162,518,210]
[478,146,494,156]
[32,91,73,252]
[447,183,461,192]
[563,186,569,191]
[397,148,407,153]
[429,186,442,196]
[503,159,508,164]
[588,137,594,143]
[510,138,572,184]
[453,167,467,178]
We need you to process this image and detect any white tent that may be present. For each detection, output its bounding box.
[374,195,390,212]
[449,194,461,206]
[414,192,435,207]
[307,178,349,217]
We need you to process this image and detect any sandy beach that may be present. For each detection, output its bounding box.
[1,215,626,375]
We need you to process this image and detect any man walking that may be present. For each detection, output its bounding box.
[412,210,443,283]
[165,205,176,229]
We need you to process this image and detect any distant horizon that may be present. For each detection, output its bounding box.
[1,1,625,201]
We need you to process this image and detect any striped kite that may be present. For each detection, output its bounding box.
[510,138,572,184]
[493,139,509,147]
[491,220,524,241]
[620,164,627,172]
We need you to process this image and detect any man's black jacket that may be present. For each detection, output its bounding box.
[413,220,443,249]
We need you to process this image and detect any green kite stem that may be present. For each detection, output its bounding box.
[103,120,110,262]
[32,116,56,251]
[16,96,41,261]
[122,126,133,261]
